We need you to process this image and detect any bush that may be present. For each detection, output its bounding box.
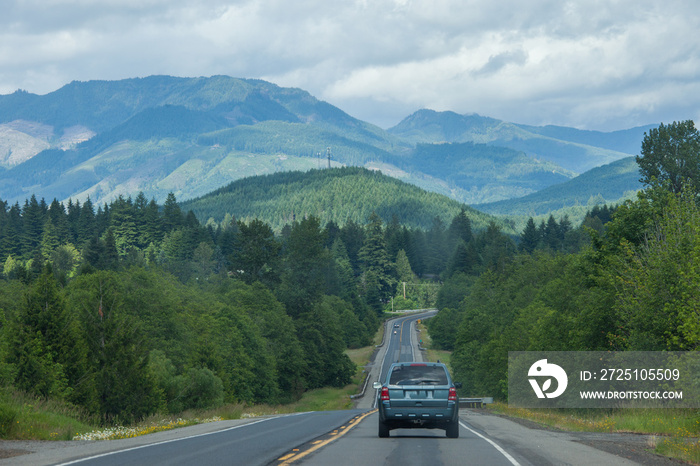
[0,403,17,437]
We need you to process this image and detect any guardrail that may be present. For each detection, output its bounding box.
[350,371,371,399]
[459,397,494,408]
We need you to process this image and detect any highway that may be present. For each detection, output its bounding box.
[4,310,653,465]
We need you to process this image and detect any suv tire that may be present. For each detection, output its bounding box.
[446,421,459,438]
[378,420,390,438]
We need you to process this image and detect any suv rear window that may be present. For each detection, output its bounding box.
[389,365,448,385]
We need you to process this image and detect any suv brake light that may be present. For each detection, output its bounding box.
[448,387,457,401]
[380,387,390,401]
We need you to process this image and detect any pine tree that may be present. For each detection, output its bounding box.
[230,218,280,286]
[277,216,330,317]
[77,197,96,244]
[9,267,72,399]
[447,208,473,251]
[358,213,395,307]
[163,193,183,232]
[520,218,540,253]
[22,195,45,257]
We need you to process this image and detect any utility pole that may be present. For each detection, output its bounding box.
[326,147,331,168]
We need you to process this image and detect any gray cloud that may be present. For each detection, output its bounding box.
[1,0,699,130]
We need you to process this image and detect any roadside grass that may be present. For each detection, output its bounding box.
[0,389,94,440]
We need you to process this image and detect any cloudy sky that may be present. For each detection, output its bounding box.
[2,0,699,131]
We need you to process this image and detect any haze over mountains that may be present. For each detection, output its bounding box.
[0,75,649,223]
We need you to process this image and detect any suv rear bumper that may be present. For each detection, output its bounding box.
[378,401,458,426]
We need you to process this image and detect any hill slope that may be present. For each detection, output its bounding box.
[182,167,511,233]
[476,156,642,217]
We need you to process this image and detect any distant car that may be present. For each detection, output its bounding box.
[393,330,397,335]
[373,362,461,438]
[393,323,400,328]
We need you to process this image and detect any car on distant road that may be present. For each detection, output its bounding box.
[393,323,399,328]
[373,362,461,438]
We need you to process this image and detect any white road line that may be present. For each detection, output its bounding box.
[55,416,283,465]
[459,421,521,466]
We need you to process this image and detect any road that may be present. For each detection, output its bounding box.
[1,310,665,465]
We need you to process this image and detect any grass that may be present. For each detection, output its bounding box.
[0,389,94,440]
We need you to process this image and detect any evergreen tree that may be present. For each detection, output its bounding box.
[519,218,539,253]
[103,229,119,270]
[445,240,478,278]
[425,216,448,274]
[66,199,81,243]
[447,208,473,251]
[47,199,71,244]
[3,203,23,258]
[277,216,330,317]
[358,213,395,308]
[230,218,280,286]
[339,219,364,274]
[70,271,160,421]
[110,196,138,256]
[295,300,354,389]
[9,267,73,399]
[77,197,96,244]
[163,193,183,232]
[21,195,45,257]
[544,215,560,250]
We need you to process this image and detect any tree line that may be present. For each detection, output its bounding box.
[428,120,700,399]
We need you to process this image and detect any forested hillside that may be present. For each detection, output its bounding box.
[429,120,700,401]
[181,167,510,233]
[476,156,642,218]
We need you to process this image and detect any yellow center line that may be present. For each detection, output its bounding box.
[277,409,377,465]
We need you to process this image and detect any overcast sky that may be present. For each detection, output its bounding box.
[2,0,699,131]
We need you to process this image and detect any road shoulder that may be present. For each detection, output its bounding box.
[463,409,685,465]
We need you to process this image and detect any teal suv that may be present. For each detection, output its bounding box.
[373,362,461,438]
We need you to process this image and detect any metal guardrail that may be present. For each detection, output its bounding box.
[459,397,494,408]
[350,371,371,399]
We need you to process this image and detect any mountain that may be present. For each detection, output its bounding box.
[0,76,653,218]
[381,142,574,204]
[388,109,653,173]
[475,156,642,218]
[181,166,512,233]
[0,76,405,205]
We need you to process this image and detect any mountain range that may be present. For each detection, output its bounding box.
[0,75,650,225]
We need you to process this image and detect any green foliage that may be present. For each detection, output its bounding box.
[613,188,700,350]
[295,300,355,389]
[182,167,507,233]
[637,120,700,193]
